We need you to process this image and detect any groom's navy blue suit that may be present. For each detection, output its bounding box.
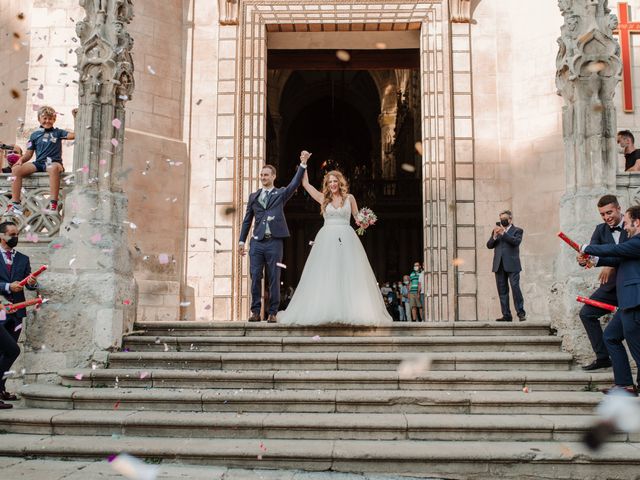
[239,165,306,316]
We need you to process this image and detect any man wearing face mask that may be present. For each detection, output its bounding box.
[0,221,38,408]
[617,130,640,172]
[487,210,526,322]
[582,205,640,395]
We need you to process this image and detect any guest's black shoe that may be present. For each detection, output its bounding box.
[582,359,612,371]
[517,313,526,321]
[496,317,512,322]
[248,313,261,322]
[0,391,17,401]
[0,401,13,409]
[601,384,638,396]
[267,314,277,323]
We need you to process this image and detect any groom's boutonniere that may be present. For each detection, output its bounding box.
[267,216,275,221]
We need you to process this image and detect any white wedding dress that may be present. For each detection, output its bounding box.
[278,197,392,326]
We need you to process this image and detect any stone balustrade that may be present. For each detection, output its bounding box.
[0,173,73,240]
[616,172,640,207]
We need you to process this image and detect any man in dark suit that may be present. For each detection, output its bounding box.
[577,195,626,371]
[487,210,526,322]
[238,151,310,323]
[582,205,640,395]
[0,221,38,408]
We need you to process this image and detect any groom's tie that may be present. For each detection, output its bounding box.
[259,189,268,208]
[259,190,271,236]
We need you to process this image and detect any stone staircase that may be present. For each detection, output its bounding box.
[1,321,639,479]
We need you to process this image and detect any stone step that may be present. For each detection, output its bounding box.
[133,321,553,337]
[0,435,638,479]
[20,385,604,415]
[0,409,629,443]
[0,458,446,480]
[122,335,563,353]
[106,351,575,371]
[57,368,612,391]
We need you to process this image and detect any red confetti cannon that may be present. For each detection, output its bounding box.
[18,265,47,287]
[577,296,617,313]
[5,297,43,314]
[557,232,582,252]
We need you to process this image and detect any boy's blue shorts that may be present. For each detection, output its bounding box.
[33,159,62,173]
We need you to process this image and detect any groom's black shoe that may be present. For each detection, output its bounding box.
[582,359,612,371]
[248,313,261,322]
[267,314,277,323]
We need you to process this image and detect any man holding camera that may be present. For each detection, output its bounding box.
[487,210,526,322]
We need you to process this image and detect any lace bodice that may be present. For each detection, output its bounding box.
[323,197,351,226]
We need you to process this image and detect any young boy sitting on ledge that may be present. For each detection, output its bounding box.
[7,106,75,216]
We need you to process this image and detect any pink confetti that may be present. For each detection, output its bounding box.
[111,118,121,129]
[158,253,169,265]
[111,138,119,147]
[99,159,107,165]
[52,243,64,249]
[26,232,39,243]
[312,335,321,341]
[74,373,83,380]
[139,371,149,380]
[259,442,267,451]
[14,323,22,332]
[90,233,102,244]
[78,165,89,174]
[122,299,132,306]
[522,386,530,394]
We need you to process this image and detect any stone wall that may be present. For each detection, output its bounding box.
[0,0,32,148]
[471,0,566,322]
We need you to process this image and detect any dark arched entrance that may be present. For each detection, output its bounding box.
[266,66,423,296]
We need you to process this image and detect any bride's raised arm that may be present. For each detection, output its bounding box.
[302,169,324,204]
[349,194,359,222]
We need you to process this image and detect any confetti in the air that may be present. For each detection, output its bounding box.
[401,163,416,173]
[312,335,321,341]
[90,233,102,244]
[414,141,423,156]
[123,299,132,306]
[452,258,465,267]
[111,138,119,147]
[112,118,122,129]
[375,42,387,49]
[139,371,150,380]
[397,355,432,379]
[75,373,83,381]
[522,386,530,394]
[158,253,169,265]
[336,50,351,62]
[276,262,287,269]
[147,65,156,75]
[109,453,159,480]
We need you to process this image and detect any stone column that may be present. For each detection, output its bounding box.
[26,0,136,374]
[552,0,621,359]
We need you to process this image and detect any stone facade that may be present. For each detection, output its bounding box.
[4,0,640,363]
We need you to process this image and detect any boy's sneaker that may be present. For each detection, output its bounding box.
[44,200,59,214]
[5,202,22,216]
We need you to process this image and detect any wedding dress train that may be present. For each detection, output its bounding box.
[278,198,392,326]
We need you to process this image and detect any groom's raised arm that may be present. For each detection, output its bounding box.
[282,150,311,201]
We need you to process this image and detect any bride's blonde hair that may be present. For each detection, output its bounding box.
[321,170,349,214]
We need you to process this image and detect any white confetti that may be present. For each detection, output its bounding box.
[397,355,432,379]
[276,262,287,269]
[110,453,159,480]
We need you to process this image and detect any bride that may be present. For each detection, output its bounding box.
[278,161,392,326]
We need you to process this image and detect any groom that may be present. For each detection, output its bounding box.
[238,151,311,322]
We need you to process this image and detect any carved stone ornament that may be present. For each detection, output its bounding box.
[76,0,135,104]
[218,0,239,26]
[450,0,471,23]
[555,0,622,190]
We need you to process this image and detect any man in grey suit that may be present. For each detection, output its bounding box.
[487,210,526,322]
[239,151,310,323]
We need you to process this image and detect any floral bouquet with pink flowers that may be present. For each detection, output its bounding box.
[355,207,377,236]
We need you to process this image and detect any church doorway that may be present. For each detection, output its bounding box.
[266,50,424,296]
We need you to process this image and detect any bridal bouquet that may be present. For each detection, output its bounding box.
[355,207,377,236]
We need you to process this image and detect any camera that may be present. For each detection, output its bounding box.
[496,222,501,226]
[0,144,14,151]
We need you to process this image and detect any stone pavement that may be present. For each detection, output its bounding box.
[0,457,441,480]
